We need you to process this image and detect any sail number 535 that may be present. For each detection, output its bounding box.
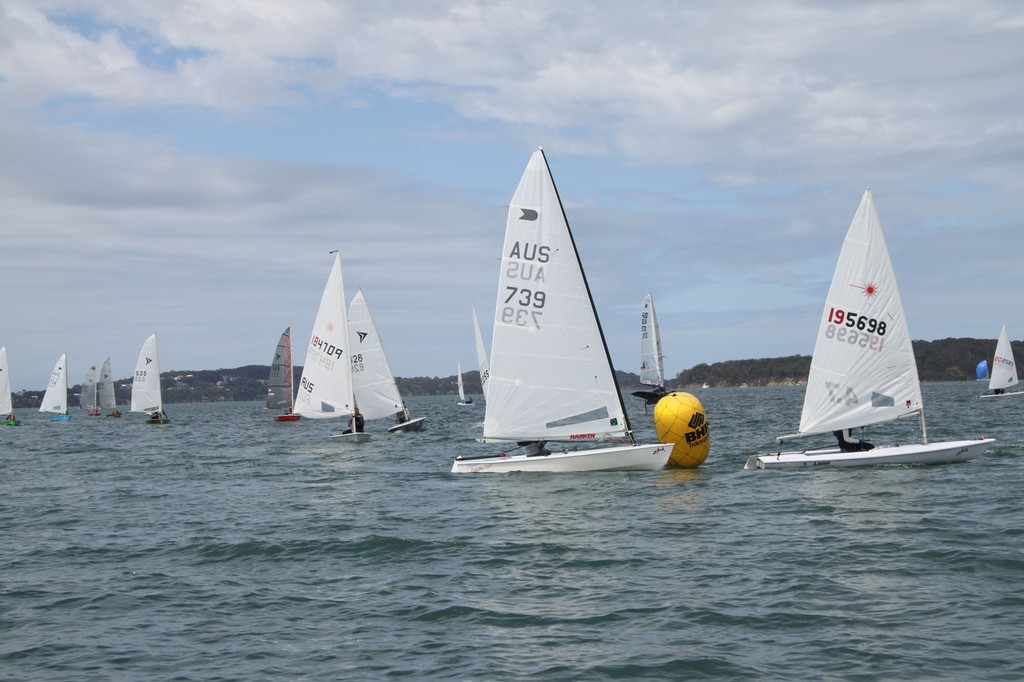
[502,286,545,328]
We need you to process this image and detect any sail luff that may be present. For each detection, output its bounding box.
[472,304,490,399]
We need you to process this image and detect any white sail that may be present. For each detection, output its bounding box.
[988,324,1019,392]
[796,188,923,437]
[267,326,294,411]
[295,252,355,419]
[40,353,69,415]
[472,303,490,398]
[97,357,117,410]
[131,334,164,413]
[80,365,98,412]
[746,188,995,470]
[347,288,406,421]
[0,346,14,415]
[482,149,630,444]
[639,294,664,388]
[457,361,467,402]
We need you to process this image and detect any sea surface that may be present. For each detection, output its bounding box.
[2,382,1022,680]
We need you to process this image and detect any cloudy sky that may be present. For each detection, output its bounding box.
[1,0,1022,392]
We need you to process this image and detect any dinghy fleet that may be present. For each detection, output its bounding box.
[4,150,1015,474]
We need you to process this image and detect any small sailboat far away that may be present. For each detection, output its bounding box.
[80,365,101,416]
[745,188,994,470]
[347,288,425,433]
[472,303,490,402]
[131,334,169,424]
[456,361,474,405]
[97,356,121,417]
[295,251,368,442]
[451,148,671,473]
[40,353,71,421]
[1,346,21,425]
[979,324,1022,398]
[631,293,667,410]
[268,326,301,421]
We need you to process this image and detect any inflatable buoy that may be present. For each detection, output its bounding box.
[653,392,710,468]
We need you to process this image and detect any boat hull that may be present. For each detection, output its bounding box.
[979,390,1024,399]
[388,417,425,433]
[2,419,19,426]
[451,442,670,473]
[744,438,995,470]
[329,431,372,442]
[145,418,170,424]
[275,413,302,422]
[48,415,71,422]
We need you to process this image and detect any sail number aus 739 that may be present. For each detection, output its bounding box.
[501,241,548,329]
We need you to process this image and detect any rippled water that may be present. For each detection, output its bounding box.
[2,383,1022,680]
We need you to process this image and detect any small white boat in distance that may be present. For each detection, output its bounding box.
[631,293,667,408]
[451,149,670,473]
[40,353,71,422]
[979,324,1022,399]
[456,361,474,405]
[294,251,368,442]
[131,334,169,424]
[348,288,425,433]
[745,189,993,470]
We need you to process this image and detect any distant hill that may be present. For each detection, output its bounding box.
[11,337,1019,407]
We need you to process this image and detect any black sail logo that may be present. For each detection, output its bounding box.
[519,208,538,221]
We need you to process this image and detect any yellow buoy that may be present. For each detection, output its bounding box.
[653,392,710,468]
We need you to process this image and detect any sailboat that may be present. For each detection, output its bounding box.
[456,361,474,405]
[131,334,169,424]
[631,293,667,409]
[348,289,425,433]
[80,365,101,416]
[979,324,1022,398]
[472,303,490,401]
[97,356,121,417]
[40,353,71,421]
[268,326,301,421]
[745,188,994,470]
[1,346,20,425]
[295,251,368,442]
[451,148,670,473]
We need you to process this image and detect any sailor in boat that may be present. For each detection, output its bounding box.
[343,408,365,434]
[833,428,874,453]
[395,407,409,425]
[149,410,167,421]
[518,441,550,457]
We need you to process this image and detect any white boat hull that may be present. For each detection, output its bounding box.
[451,442,670,473]
[744,438,995,470]
[388,417,426,433]
[979,390,1024,399]
[329,431,372,443]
